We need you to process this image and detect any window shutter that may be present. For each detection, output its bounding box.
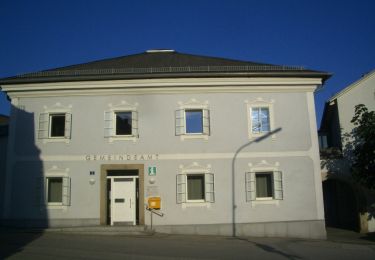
[175,109,185,136]
[131,110,139,137]
[202,109,210,135]
[205,173,215,202]
[245,172,256,201]
[64,113,72,139]
[273,171,283,200]
[38,113,49,139]
[176,174,186,203]
[62,177,71,206]
[35,177,45,206]
[104,111,114,137]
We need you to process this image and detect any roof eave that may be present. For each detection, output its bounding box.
[0,71,331,85]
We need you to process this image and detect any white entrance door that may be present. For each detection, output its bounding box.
[111,177,136,225]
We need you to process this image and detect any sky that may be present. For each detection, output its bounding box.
[0,0,374,128]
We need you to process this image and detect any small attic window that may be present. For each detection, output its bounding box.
[146,49,175,53]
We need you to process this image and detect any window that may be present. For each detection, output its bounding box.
[175,108,210,137]
[115,111,132,135]
[255,172,273,198]
[246,99,275,140]
[318,133,328,149]
[251,107,270,134]
[38,112,72,140]
[176,173,214,203]
[50,114,66,137]
[245,171,283,201]
[187,174,205,201]
[47,177,63,203]
[36,176,71,206]
[104,110,138,140]
[185,109,203,134]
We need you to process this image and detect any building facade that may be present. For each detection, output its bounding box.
[320,70,375,233]
[0,114,9,216]
[0,50,330,238]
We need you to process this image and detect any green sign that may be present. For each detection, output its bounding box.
[148,166,157,176]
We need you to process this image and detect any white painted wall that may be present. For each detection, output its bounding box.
[3,78,325,229]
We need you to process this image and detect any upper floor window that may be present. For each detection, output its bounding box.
[246,98,275,140]
[175,98,210,140]
[175,108,210,138]
[50,114,66,137]
[185,109,204,134]
[251,107,270,134]
[115,111,132,136]
[38,112,72,141]
[104,101,139,142]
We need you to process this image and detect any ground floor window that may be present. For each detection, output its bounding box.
[177,173,214,203]
[255,172,273,198]
[187,174,205,201]
[47,177,63,203]
[37,176,71,206]
[246,171,283,201]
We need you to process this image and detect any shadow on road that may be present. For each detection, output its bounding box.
[233,237,302,260]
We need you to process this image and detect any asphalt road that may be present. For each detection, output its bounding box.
[1,231,375,260]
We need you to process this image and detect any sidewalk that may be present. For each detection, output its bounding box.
[1,225,375,244]
[0,225,153,236]
[326,227,375,245]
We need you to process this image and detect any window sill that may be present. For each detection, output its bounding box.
[107,136,138,143]
[181,201,212,209]
[180,134,209,141]
[248,132,276,140]
[186,199,205,203]
[44,204,69,211]
[42,138,70,144]
[250,199,280,207]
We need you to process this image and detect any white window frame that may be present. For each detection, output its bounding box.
[113,110,135,137]
[245,165,283,206]
[36,176,71,209]
[186,174,206,202]
[246,98,275,140]
[44,176,70,206]
[175,99,210,140]
[184,109,204,135]
[177,173,215,204]
[35,166,71,209]
[176,163,215,205]
[38,109,72,143]
[104,101,139,142]
[48,113,67,138]
[254,172,274,200]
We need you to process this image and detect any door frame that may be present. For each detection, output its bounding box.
[100,164,145,225]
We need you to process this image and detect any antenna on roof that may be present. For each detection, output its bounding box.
[146,49,175,53]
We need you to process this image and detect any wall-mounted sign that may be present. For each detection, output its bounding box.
[148,166,157,176]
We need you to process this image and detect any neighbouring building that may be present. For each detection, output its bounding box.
[319,69,375,233]
[0,50,330,238]
[0,114,9,216]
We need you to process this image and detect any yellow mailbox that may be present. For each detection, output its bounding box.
[148,197,161,209]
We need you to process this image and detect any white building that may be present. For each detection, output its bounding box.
[320,70,375,233]
[0,50,330,238]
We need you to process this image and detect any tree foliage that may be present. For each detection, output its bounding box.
[350,104,375,190]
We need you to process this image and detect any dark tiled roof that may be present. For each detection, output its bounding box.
[0,50,331,84]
